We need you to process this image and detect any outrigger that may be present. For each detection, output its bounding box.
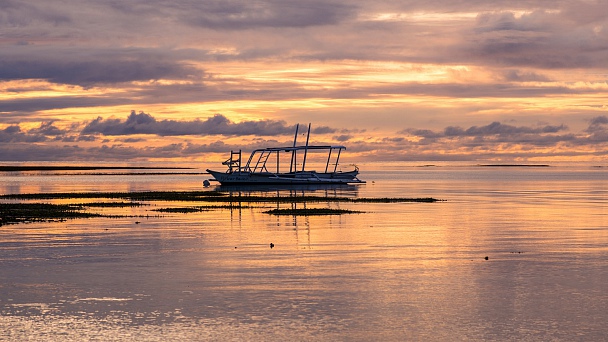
[206,124,364,185]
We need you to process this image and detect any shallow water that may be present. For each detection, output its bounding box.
[1,163,607,341]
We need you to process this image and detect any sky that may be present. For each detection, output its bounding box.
[1,0,607,164]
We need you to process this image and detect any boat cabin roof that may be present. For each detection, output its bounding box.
[251,145,346,153]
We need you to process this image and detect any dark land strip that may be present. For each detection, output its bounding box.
[0,166,193,172]
[476,164,550,167]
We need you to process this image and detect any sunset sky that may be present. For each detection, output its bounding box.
[1,0,607,163]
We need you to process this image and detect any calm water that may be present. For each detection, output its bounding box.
[1,162,607,341]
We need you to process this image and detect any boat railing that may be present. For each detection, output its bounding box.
[222,150,242,173]
[251,150,272,173]
[222,141,350,176]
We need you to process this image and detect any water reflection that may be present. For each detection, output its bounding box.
[1,165,607,340]
[214,183,361,197]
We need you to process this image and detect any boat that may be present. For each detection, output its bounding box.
[206,124,365,185]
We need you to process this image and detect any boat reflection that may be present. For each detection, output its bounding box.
[213,183,361,197]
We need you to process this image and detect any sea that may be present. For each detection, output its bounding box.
[0,161,606,341]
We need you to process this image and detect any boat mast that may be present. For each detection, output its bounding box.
[289,124,299,173]
[325,148,333,173]
[334,148,342,172]
[301,123,311,172]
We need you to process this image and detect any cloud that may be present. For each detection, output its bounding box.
[0,121,85,143]
[2,1,608,163]
[465,7,608,69]
[400,121,578,150]
[501,70,550,82]
[81,111,297,136]
[406,129,443,139]
[28,121,66,136]
[587,115,608,132]
[403,121,568,138]
[311,125,337,134]
[0,144,83,161]
[334,134,352,142]
[0,125,48,143]
[0,137,284,161]
[444,121,568,137]
[474,11,552,33]
[182,0,355,29]
[0,0,71,28]
[0,47,201,86]
[585,115,608,142]
[2,115,607,162]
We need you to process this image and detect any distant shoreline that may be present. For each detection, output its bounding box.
[476,164,550,167]
[0,166,194,172]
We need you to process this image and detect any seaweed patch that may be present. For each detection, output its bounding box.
[0,203,102,226]
[264,208,363,216]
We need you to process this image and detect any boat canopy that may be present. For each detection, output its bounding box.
[224,144,348,174]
